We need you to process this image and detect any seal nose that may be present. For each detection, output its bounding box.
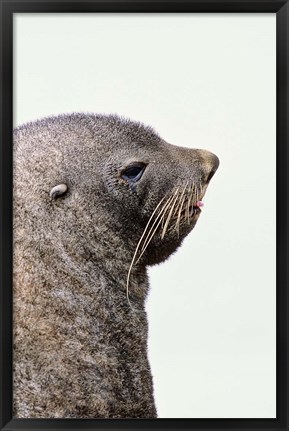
[199,150,219,184]
[206,154,219,184]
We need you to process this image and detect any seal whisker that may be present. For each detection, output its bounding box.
[135,193,178,266]
[139,193,177,254]
[174,183,187,218]
[175,183,189,236]
[186,185,191,224]
[200,183,205,200]
[161,187,181,240]
[173,188,183,217]
[126,195,168,309]
[187,184,195,218]
[198,182,203,202]
[178,183,187,214]
[194,182,199,205]
[159,188,181,241]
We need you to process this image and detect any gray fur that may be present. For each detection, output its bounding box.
[13,113,219,418]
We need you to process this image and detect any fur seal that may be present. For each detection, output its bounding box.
[13,113,219,418]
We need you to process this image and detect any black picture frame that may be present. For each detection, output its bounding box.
[1,1,288,430]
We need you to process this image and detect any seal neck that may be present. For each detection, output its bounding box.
[55,234,149,307]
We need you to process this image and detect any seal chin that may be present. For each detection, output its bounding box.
[144,223,196,266]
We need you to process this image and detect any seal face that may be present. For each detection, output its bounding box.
[13,113,219,419]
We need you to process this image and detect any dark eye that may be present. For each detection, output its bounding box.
[121,163,146,182]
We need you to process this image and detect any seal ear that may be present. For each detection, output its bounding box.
[50,183,68,199]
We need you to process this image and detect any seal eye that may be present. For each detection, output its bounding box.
[121,163,146,182]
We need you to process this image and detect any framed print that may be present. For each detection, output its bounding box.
[0,1,288,431]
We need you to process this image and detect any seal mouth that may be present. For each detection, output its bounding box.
[177,200,204,219]
[190,200,204,216]
[190,205,201,217]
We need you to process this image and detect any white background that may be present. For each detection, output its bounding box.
[14,13,276,418]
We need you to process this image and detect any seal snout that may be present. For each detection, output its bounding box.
[206,153,219,184]
[198,150,219,185]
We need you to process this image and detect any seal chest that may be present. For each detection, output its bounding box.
[13,113,219,418]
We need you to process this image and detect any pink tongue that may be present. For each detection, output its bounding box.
[196,201,204,207]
